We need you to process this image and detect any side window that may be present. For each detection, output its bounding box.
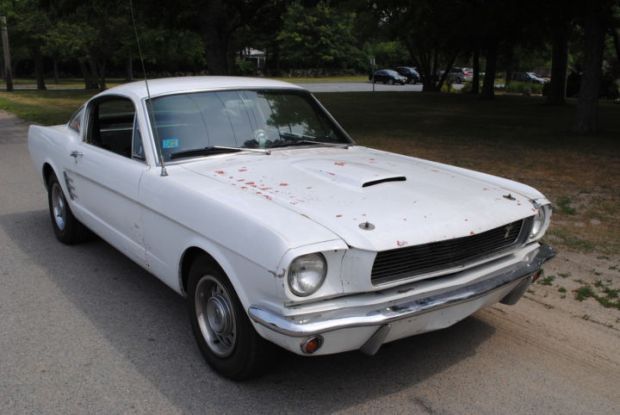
[68,107,83,133]
[87,97,142,161]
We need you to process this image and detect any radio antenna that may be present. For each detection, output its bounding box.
[129,0,168,176]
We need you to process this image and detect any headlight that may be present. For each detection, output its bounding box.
[288,253,327,297]
[530,203,551,240]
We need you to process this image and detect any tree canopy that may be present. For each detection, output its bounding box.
[0,0,618,133]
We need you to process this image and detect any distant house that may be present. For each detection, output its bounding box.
[241,48,266,72]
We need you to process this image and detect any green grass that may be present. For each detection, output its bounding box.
[0,90,90,125]
[538,275,555,286]
[574,282,620,310]
[1,87,619,254]
[556,196,577,215]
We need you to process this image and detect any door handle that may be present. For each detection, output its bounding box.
[69,150,83,159]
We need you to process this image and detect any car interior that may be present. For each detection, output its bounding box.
[87,97,144,160]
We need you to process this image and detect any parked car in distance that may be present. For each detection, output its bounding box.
[371,69,407,85]
[462,67,474,82]
[395,66,421,84]
[445,67,467,84]
[28,76,555,380]
[512,72,547,84]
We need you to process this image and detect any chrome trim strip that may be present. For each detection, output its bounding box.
[249,244,555,337]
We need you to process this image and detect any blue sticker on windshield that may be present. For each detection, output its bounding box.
[162,138,179,149]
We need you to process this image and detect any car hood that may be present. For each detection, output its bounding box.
[181,146,541,252]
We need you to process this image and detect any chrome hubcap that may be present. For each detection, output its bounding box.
[51,183,66,231]
[195,275,236,357]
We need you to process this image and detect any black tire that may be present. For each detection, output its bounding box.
[47,173,89,244]
[187,256,275,380]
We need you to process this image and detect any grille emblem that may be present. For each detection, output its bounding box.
[504,224,514,239]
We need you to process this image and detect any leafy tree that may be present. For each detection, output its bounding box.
[574,0,616,134]
[373,0,469,92]
[175,0,275,75]
[1,0,51,90]
[277,1,362,71]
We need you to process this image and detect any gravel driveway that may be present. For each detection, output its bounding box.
[1,111,618,414]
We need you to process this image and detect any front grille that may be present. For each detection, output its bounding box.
[371,218,531,284]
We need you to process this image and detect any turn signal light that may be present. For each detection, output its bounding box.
[301,335,323,354]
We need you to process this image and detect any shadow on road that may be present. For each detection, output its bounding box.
[1,209,495,413]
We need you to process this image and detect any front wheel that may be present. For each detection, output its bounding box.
[187,256,275,380]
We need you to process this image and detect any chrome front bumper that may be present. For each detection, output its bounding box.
[249,244,555,354]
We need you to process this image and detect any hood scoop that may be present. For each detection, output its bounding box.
[363,176,406,187]
[293,159,407,189]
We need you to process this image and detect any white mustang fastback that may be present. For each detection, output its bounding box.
[28,77,555,379]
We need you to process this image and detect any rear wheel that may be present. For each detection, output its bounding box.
[187,256,275,380]
[47,173,89,244]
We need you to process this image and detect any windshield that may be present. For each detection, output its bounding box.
[148,89,351,161]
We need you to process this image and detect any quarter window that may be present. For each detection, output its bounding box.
[68,107,83,133]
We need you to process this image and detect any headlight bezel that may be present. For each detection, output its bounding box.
[529,202,552,241]
[287,253,328,297]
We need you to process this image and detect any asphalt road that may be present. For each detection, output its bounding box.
[1,111,618,414]
[299,82,423,93]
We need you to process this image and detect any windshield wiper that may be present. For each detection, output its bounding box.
[270,132,350,149]
[170,146,270,160]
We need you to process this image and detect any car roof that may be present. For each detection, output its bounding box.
[97,76,305,101]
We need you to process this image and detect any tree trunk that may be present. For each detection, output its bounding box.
[547,20,569,105]
[1,15,13,91]
[504,44,514,87]
[78,59,98,89]
[436,52,459,91]
[98,61,107,90]
[126,55,134,81]
[611,28,620,61]
[405,42,435,92]
[199,0,232,75]
[480,41,497,99]
[470,48,480,95]
[204,28,230,75]
[52,58,59,84]
[33,48,46,90]
[574,3,606,134]
[87,56,100,89]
